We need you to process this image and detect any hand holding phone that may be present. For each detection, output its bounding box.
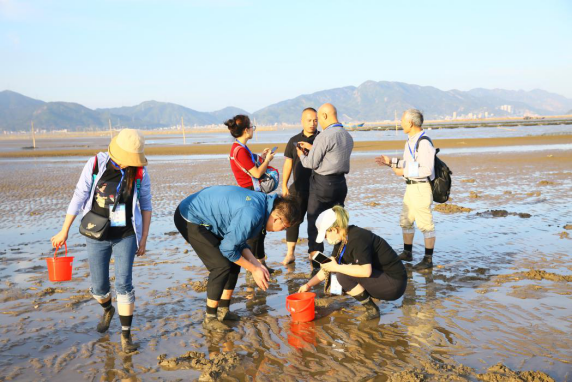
[312,252,332,265]
[271,146,278,154]
[295,142,309,156]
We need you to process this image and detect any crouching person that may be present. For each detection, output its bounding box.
[174,185,301,332]
[298,206,407,321]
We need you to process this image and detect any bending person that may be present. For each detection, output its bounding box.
[174,185,300,332]
[51,129,152,353]
[298,206,407,321]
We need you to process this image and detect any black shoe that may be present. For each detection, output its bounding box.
[413,256,433,270]
[203,315,231,332]
[96,305,115,333]
[217,307,240,321]
[121,334,139,354]
[358,301,380,321]
[398,250,413,262]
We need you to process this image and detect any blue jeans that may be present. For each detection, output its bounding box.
[86,235,137,304]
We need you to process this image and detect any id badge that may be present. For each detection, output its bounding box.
[407,161,420,178]
[330,274,343,295]
[109,204,127,227]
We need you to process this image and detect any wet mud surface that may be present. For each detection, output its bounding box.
[0,143,570,381]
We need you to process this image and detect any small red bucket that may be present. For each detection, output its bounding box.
[46,243,74,282]
[286,292,316,322]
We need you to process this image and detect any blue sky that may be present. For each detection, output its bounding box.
[1,0,571,112]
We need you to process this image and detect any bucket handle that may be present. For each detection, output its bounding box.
[287,298,314,313]
[53,242,68,258]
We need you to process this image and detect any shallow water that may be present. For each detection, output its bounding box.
[1,123,571,152]
[0,147,570,381]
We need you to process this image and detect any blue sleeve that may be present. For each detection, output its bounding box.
[66,157,95,216]
[219,207,261,262]
[138,167,152,211]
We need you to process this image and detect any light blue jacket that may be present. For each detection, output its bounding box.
[66,152,152,247]
[178,185,277,262]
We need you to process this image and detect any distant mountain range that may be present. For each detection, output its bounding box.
[1,81,571,131]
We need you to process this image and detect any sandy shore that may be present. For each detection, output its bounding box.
[0,141,570,381]
[0,134,570,158]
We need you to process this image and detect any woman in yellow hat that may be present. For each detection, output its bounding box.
[51,128,152,353]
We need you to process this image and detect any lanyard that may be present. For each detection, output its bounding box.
[109,159,125,197]
[407,131,426,160]
[329,123,343,129]
[337,244,347,264]
[235,139,256,164]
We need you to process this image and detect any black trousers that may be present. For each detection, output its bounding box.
[174,207,241,301]
[337,270,407,301]
[285,187,309,243]
[307,173,348,254]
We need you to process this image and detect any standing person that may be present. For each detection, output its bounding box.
[51,129,152,353]
[375,109,436,269]
[281,107,319,265]
[297,103,354,272]
[298,206,407,321]
[173,186,301,332]
[226,115,275,271]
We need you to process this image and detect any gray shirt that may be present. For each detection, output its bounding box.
[300,124,354,175]
[398,130,436,181]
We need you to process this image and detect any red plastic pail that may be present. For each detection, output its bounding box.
[46,243,74,282]
[286,292,316,322]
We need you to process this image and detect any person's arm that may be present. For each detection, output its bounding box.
[52,157,96,248]
[299,135,327,170]
[375,155,405,177]
[136,167,153,256]
[298,269,327,293]
[282,158,293,196]
[235,247,270,290]
[322,260,373,277]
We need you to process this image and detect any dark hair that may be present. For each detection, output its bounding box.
[302,107,317,114]
[224,115,251,138]
[122,166,138,198]
[272,195,302,227]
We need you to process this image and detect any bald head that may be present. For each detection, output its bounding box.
[317,103,339,129]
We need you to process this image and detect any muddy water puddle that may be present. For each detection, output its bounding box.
[0,148,570,381]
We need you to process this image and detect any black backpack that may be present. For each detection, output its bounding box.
[415,136,452,203]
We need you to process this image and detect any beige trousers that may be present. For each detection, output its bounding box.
[400,183,435,238]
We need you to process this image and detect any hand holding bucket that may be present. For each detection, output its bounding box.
[46,243,74,282]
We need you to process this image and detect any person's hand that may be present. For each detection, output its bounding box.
[298,283,310,293]
[51,230,68,249]
[282,184,289,196]
[136,238,147,257]
[298,142,312,151]
[320,258,339,272]
[252,265,270,291]
[260,148,271,161]
[264,151,275,163]
[375,155,390,167]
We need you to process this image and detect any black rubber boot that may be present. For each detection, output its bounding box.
[96,305,115,333]
[217,307,240,321]
[398,250,413,262]
[413,256,433,270]
[121,334,139,354]
[358,299,380,321]
[202,314,231,332]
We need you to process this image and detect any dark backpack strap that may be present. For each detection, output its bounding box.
[415,135,433,152]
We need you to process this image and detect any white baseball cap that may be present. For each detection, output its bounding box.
[315,208,337,243]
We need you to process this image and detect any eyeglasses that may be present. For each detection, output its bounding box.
[250,125,257,131]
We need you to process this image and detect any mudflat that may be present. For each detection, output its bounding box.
[0,140,570,380]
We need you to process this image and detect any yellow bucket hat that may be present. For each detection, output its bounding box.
[108,129,148,167]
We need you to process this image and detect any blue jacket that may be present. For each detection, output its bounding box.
[178,186,277,262]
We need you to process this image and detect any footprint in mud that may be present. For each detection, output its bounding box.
[158,351,240,381]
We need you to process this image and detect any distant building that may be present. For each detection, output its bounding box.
[452,112,457,120]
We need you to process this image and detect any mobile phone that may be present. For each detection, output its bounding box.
[271,146,278,154]
[312,252,332,264]
[295,142,309,155]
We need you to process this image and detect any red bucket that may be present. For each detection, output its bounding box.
[286,292,316,322]
[46,243,74,282]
